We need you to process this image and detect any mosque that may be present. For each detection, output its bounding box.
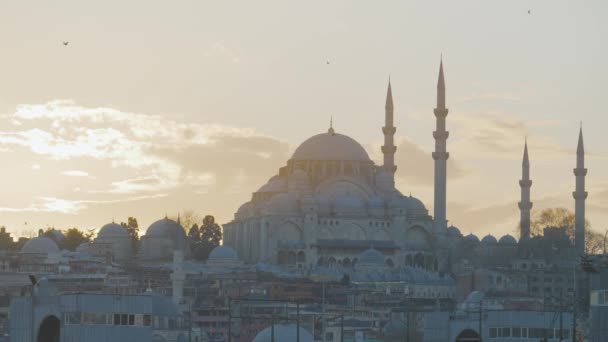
[221,59,589,275]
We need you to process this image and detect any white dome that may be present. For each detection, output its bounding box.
[236,202,254,219]
[390,195,426,211]
[76,242,94,254]
[465,234,480,243]
[146,218,185,238]
[291,132,371,162]
[208,246,239,261]
[98,223,129,238]
[21,237,59,254]
[253,324,313,342]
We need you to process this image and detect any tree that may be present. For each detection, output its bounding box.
[121,217,140,253]
[60,227,93,251]
[13,237,29,252]
[0,226,13,251]
[528,207,601,254]
[192,215,223,261]
[188,223,200,242]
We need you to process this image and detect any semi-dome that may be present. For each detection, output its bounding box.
[358,248,385,265]
[447,226,462,237]
[368,195,385,209]
[257,177,287,193]
[252,324,313,342]
[208,246,239,261]
[499,234,517,245]
[21,236,60,254]
[146,217,185,238]
[291,132,371,162]
[333,194,366,216]
[236,202,254,219]
[465,234,480,243]
[98,223,129,238]
[267,193,299,214]
[481,234,498,244]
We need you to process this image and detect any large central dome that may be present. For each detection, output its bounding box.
[291,132,371,162]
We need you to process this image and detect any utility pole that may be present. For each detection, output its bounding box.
[271,314,275,342]
[559,290,563,341]
[228,299,232,342]
[297,301,300,342]
[340,314,344,342]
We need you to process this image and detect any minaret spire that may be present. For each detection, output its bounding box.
[328,116,335,135]
[381,78,397,174]
[433,57,449,232]
[573,125,587,255]
[519,139,533,240]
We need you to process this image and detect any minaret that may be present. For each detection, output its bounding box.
[382,79,397,173]
[518,139,533,240]
[433,58,449,231]
[573,126,587,255]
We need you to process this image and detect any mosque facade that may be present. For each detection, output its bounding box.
[222,60,588,275]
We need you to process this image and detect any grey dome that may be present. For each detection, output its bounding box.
[447,226,462,237]
[76,242,94,254]
[252,324,313,342]
[481,234,497,244]
[146,217,185,238]
[98,223,129,238]
[465,234,480,243]
[390,195,426,211]
[291,132,371,162]
[499,234,517,245]
[358,248,385,265]
[21,237,59,254]
[236,202,253,219]
[208,246,238,261]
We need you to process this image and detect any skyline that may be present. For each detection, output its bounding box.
[1,1,607,238]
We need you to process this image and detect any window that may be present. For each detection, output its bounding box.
[66,312,82,324]
[114,314,121,325]
[489,327,497,338]
[512,327,521,337]
[599,290,606,305]
[325,332,334,340]
[501,327,510,337]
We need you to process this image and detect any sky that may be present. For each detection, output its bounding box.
[1,1,607,238]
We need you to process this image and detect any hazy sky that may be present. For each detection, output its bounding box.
[1,1,607,238]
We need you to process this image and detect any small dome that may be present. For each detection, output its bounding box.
[146,217,185,238]
[257,177,287,193]
[291,132,371,162]
[447,226,462,237]
[267,193,299,214]
[499,234,517,245]
[98,223,129,238]
[465,291,485,303]
[481,234,497,244]
[358,248,385,265]
[48,229,65,242]
[465,234,480,243]
[21,237,59,254]
[76,242,94,254]
[389,195,426,211]
[208,246,239,261]
[236,202,254,219]
[253,324,313,342]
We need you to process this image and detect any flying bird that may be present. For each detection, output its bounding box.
[326,60,330,65]
[63,41,69,46]
[528,10,531,14]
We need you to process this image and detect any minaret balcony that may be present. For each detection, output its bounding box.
[432,151,450,160]
[518,201,533,210]
[433,108,448,117]
[519,180,532,187]
[572,191,588,200]
[382,126,396,135]
[381,145,397,154]
[573,168,587,176]
[433,131,449,140]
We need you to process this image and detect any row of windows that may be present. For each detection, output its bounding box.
[65,313,150,326]
[489,327,570,339]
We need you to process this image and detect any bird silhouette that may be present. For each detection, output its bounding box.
[326,60,330,65]
[528,10,531,14]
[63,41,69,46]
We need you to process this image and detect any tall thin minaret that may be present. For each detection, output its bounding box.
[382,79,397,173]
[433,58,449,231]
[519,139,533,240]
[573,126,587,255]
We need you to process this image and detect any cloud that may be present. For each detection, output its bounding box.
[61,170,90,177]
[0,194,169,214]
[455,86,538,103]
[393,138,468,186]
